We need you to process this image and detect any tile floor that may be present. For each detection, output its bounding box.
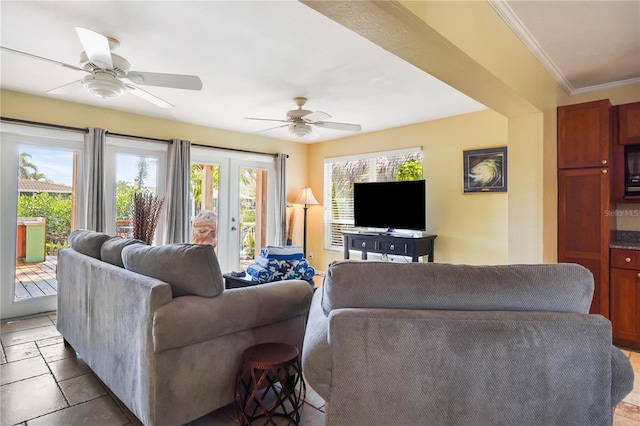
[1,311,639,425]
[0,312,324,426]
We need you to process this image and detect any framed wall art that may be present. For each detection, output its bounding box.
[463,147,507,193]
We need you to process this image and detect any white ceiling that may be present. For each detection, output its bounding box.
[1,1,638,143]
[491,0,640,95]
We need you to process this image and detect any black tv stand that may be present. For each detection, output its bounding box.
[342,231,437,263]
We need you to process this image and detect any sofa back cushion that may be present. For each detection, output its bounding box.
[122,243,224,297]
[100,237,145,268]
[321,261,594,315]
[68,229,111,259]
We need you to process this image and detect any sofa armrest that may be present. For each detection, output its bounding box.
[152,279,313,352]
[57,248,174,426]
[611,345,635,406]
[301,290,331,400]
[57,248,173,359]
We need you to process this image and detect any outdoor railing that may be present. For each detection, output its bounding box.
[116,220,134,238]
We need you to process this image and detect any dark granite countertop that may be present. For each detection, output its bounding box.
[610,241,640,250]
[611,231,640,250]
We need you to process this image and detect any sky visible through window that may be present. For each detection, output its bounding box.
[19,147,73,186]
[19,147,154,187]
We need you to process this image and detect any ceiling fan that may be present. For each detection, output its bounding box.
[246,97,362,139]
[1,27,202,109]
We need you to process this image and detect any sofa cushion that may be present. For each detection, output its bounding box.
[321,261,594,315]
[68,229,111,259]
[122,243,224,297]
[100,237,145,268]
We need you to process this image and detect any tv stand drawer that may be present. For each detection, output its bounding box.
[351,238,378,251]
[380,241,408,255]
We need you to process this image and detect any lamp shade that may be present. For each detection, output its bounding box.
[294,187,319,206]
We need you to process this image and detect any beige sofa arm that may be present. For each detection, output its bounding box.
[152,279,313,353]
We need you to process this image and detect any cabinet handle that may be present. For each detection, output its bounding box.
[602,159,608,165]
[390,244,395,250]
[362,242,366,248]
[626,257,632,263]
[602,169,608,174]
[637,273,640,278]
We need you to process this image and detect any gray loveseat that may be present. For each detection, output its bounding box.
[302,260,634,426]
[56,230,313,426]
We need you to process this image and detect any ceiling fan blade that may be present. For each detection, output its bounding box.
[125,84,174,109]
[1,46,85,72]
[254,124,290,133]
[302,111,331,122]
[75,27,113,69]
[313,121,362,132]
[245,117,290,123]
[127,71,202,90]
[47,80,83,94]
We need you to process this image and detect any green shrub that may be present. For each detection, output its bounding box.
[396,158,423,181]
[17,192,72,255]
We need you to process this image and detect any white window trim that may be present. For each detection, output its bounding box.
[323,147,422,165]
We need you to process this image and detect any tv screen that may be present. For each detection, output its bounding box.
[353,180,426,231]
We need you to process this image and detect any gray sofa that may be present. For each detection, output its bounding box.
[302,260,635,426]
[56,230,313,426]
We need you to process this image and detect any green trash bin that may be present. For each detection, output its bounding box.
[24,217,46,262]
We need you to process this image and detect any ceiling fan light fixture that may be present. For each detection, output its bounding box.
[82,71,125,98]
[289,122,312,137]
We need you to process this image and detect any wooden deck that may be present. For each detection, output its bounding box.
[15,256,57,300]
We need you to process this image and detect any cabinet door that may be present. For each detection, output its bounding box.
[611,268,640,347]
[558,168,611,316]
[558,99,611,169]
[619,102,640,145]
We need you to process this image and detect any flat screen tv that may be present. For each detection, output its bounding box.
[353,180,426,232]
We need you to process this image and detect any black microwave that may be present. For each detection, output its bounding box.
[625,145,640,195]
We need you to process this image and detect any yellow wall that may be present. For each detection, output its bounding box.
[3,0,640,270]
[308,109,508,268]
[304,0,640,267]
[1,89,309,210]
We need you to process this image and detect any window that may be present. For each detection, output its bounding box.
[323,147,423,250]
[105,136,167,240]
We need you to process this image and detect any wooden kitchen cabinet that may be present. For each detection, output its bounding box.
[618,102,640,145]
[610,248,640,349]
[558,99,612,169]
[558,167,611,316]
[612,102,640,202]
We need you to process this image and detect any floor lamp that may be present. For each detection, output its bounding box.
[294,187,319,258]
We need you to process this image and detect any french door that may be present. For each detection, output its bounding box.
[190,148,276,273]
[1,124,84,319]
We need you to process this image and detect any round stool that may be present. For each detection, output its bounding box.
[234,343,306,425]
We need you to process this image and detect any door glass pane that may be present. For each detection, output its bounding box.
[190,163,220,253]
[115,153,158,239]
[15,146,77,301]
[239,167,267,269]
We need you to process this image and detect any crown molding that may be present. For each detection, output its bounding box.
[488,0,576,95]
[489,0,640,96]
[569,77,640,95]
